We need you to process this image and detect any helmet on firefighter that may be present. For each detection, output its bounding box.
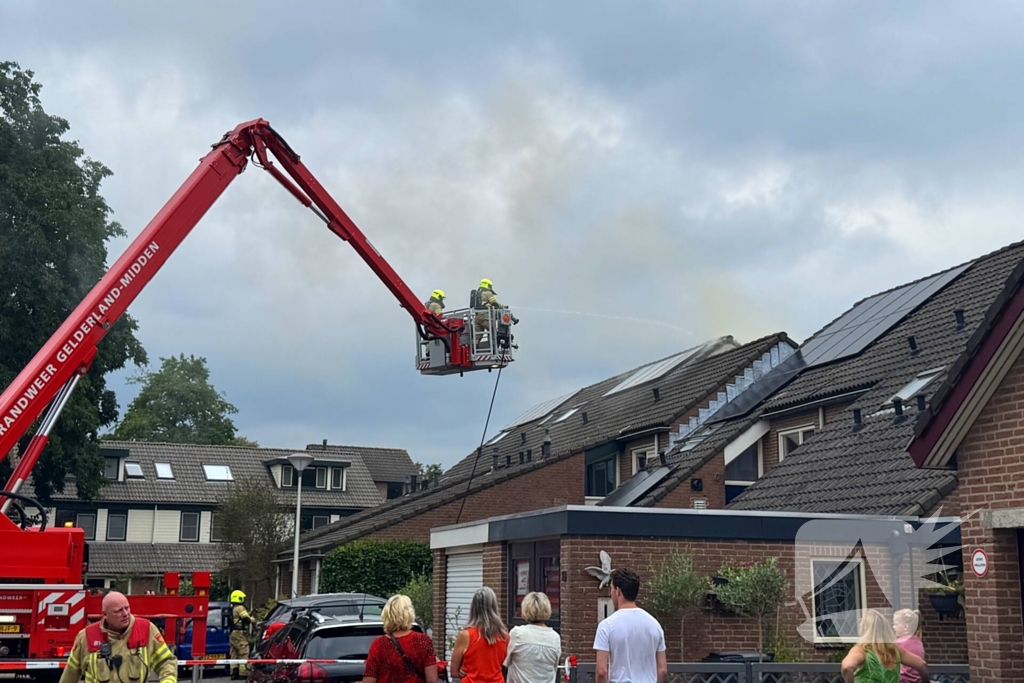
[432,289,446,301]
[479,278,493,290]
[230,590,247,604]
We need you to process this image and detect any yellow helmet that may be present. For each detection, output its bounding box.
[480,278,493,290]
[432,289,446,300]
[230,590,247,604]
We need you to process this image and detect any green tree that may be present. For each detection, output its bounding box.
[715,557,790,661]
[642,553,709,660]
[217,477,290,598]
[416,462,444,480]
[111,354,253,445]
[399,574,433,630]
[0,62,147,502]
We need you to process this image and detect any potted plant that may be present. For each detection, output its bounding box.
[925,572,964,619]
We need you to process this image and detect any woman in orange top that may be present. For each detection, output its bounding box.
[450,587,508,683]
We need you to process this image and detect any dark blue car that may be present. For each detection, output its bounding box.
[176,601,231,664]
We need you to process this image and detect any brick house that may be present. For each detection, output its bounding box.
[23,440,410,592]
[278,334,797,593]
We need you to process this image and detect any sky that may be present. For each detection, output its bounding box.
[4,1,1024,469]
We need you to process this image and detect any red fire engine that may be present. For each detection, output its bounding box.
[0,119,516,674]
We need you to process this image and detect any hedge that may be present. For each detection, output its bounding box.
[319,540,433,597]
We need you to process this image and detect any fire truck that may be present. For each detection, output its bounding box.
[0,119,516,674]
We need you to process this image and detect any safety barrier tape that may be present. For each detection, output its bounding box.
[1,658,448,671]
[0,662,67,670]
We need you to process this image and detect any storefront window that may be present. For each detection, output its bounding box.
[508,541,560,628]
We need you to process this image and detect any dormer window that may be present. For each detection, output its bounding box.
[331,467,346,491]
[281,464,295,488]
[315,467,328,489]
[103,457,120,481]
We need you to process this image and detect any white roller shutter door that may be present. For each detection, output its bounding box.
[445,551,483,658]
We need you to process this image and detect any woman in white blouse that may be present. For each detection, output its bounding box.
[504,593,562,683]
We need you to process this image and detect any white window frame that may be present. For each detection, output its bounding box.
[124,461,144,478]
[778,425,816,462]
[202,464,233,481]
[281,464,295,488]
[890,367,945,404]
[631,445,654,475]
[155,462,174,479]
[331,467,346,491]
[315,467,328,489]
[210,511,225,542]
[810,557,866,644]
[180,511,201,542]
[106,512,127,541]
[725,440,763,487]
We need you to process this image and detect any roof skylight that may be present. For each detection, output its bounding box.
[203,464,234,481]
[890,367,944,403]
[554,407,581,423]
[505,391,578,430]
[124,461,144,478]
[485,431,509,446]
[155,462,174,479]
[603,346,703,397]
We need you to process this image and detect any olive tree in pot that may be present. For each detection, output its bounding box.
[714,557,790,662]
[642,552,709,662]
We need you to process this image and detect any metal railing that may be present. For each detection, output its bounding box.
[571,661,971,683]
[416,306,516,372]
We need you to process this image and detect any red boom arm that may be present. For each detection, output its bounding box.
[0,119,466,506]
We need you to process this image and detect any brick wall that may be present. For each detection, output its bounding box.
[651,453,727,510]
[956,347,1024,682]
[919,594,969,664]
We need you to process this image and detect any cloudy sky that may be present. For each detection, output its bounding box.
[4,2,1024,468]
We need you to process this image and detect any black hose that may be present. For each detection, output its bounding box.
[0,491,48,531]
[455,366,503,525]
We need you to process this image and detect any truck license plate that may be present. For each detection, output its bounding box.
[0,624,20,633]
[201,654,225,660]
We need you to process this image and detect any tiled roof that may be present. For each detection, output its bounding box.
[306,443,417,483]
[88,542,224,575]
[23,441,382,509]
[726,241,1024,515]
[285,334,789,556]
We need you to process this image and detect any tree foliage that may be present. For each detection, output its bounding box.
[217,477,290,597]
[416,462,444,480]
[399,574,433,631]
[0,62,147,502]
[320,540,432,597]
[111,354,253,445]
[642,552,709,659]
[715,557,790,661]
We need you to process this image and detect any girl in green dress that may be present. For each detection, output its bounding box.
[841,610,929,683]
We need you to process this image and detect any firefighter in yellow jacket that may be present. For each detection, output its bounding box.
[59,591,176,683]
[229,590,254,679]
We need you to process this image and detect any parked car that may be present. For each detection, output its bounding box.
[249,612,444,683]
[176,601,232,673]
[258,593,387,642]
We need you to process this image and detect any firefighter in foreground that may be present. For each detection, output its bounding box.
[229,590,254,679]
[59,591,176,683]
[425,289,446,316]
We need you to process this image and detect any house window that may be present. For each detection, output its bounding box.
[891,367,944,403]
[631,447,653,475]
[331,467,345,491]
[155,462,174,479]
[315,467,328,489]
[312,515,330,529]
[281,464,295,488]
[106,513,127,541]
[180,511,200,542]
[386,482,403,499]
[778,425,815,461]
[725,442,762,504]
[586,455,617,497]
[210,512,225,542]
[103,458,120,480]
[811,559,865,642]
[302,468,318,488]
[202,465,233,481]
[124,461,144,478]
[77,513,97,541]
[508,541,560,626]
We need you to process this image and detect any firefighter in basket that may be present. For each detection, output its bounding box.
[424,289,446,316]
[474,279,518,350]
[59,591,176,683]
[229,590,254,679]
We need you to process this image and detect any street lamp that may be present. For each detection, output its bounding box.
[288,452,315,599]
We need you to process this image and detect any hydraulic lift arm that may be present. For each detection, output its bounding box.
[0,119,468,513]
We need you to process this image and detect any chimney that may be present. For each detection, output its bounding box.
[955,309,966,329]
[322,439,328,450]
[518,452,525,464]
[491,452,500,472]
[421,479,429,491]
[521,433,527,445]
[917,395,927,412]
[853,408,862,426]
[582,412,589,425]
[409,474,418,494]
[525,449,532,462]
[542,430,552,458]
[652,387,660,402]
[505,454,512,467]
[907,336,918,353]
[893,398,904,417]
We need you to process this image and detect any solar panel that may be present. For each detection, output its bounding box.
[504,391,579,430]
[604,345,703,397]
[801,262,971,368]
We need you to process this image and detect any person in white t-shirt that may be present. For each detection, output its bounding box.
[593,569,667,683]
[504,592,562,683]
